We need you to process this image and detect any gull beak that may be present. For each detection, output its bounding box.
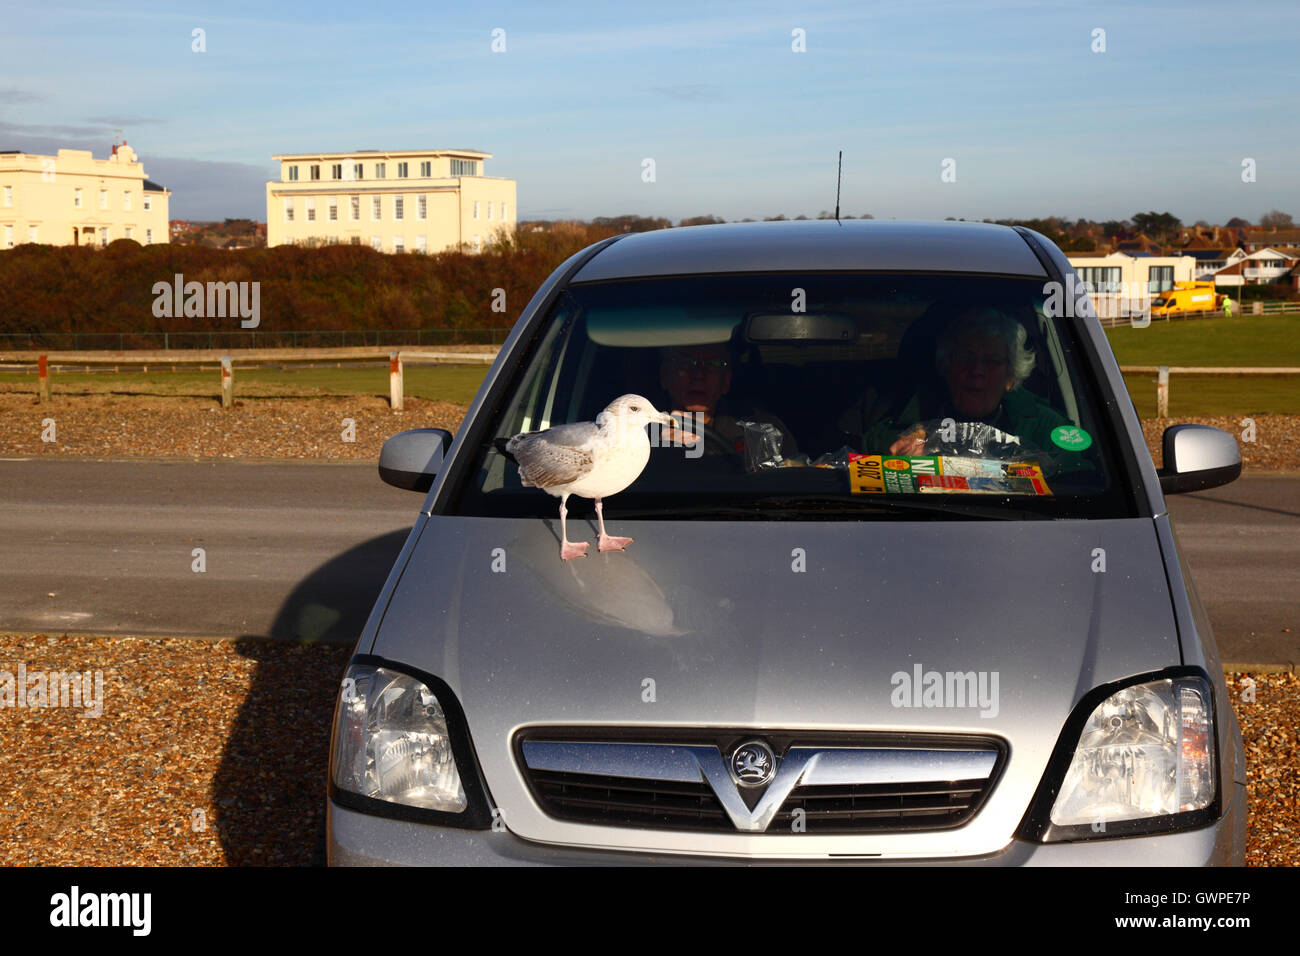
[654,411,677,427]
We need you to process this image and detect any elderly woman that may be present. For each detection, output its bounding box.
[864,308,1070,457]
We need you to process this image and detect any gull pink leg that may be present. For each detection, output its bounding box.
[558,493,588,560]
[595,497,633,552]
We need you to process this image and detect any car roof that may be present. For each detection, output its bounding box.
[570,219,1050,283]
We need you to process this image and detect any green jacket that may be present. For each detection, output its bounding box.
[861,387,1072,460]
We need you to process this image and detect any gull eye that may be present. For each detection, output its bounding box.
[630,405,640,412]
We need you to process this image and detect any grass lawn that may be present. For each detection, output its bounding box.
[1122,373,1300,418]
[1105,312,1300,367]
[0,364,490,406]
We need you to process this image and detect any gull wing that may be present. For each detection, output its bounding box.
[505,422,599,489]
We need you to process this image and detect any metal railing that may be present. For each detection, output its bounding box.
[1097,301,1299,327]
[0,327,513,351]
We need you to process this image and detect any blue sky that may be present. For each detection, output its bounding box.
[3,0,1297,223]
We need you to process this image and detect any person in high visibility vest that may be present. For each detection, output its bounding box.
[1223,296,1233,317]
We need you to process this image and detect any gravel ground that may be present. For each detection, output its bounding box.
[0,631,1294,866]
[0,393,466,460]
[0,633,351,866]
[1,393,1298,471]
[1138,415,1300,473]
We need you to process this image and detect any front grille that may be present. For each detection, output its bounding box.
[529,769,729,829]
[517,731,1006,835]
[772,779,988,833]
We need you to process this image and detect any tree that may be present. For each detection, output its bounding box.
[1101,220,1131,239]
[1259,210,1294,230]
[679,215,726,227]
[1225,217,1251,228]
[1130,211,1181,241]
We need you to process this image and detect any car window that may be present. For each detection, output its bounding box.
[452,273,1137,520]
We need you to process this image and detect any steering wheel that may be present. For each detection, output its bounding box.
[694,422,739,457]
[661,418,739,457]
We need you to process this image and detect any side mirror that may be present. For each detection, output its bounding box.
[1157,424,1241,495]
[379,428,453,492]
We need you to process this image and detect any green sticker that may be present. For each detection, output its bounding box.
[1051,425,1092,451]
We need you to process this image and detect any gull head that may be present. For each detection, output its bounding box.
[596,394,675,438]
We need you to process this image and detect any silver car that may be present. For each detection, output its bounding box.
[328,220,1247,865]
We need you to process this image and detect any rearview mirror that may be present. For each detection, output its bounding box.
[1157,424,1241,495]
[379,428,453,492]
[745,312,856,343]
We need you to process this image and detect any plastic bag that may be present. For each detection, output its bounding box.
[897,419,1059,474]
[735,420,784,471]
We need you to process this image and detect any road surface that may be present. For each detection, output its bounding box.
[0,459,1295,664]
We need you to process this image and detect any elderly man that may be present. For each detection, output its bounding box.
[656,342,798,458]
[863,308,1070,457]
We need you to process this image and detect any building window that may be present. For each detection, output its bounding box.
[353,163,364,180]
[451,159,478,176]
[310,164,321,181]
[393,236,404,253]
[371,196,381,220]
[416,235,427,253]
[74,188,82,208]
[397,162,408,178]
[473,235,481,253]
[288,165,299,181]
[100,227,109,246]
[306,197,315,221]
[144,196,152,211]
[100,189,108,210]
[123,227,131,240]
[1148,265,1174,293]
[285,198,294,222]
[29,225,38,243]
[501,202,507,220]
[1076,266,1122,294]
[350,236,360,245]
[417,195,427,220]
[420,161,431,177]
[350,195,360,221]
[487,201,492,220]
[3,186,11,206]
[123,191,132,211]
[332,163,343,179]
[375,162,386,178]
[370,235,381,250]
[394,196,404,220]
[328,198,338,221]
[3,225,12,248]
[146,228,153,243]
[473,201,480,220]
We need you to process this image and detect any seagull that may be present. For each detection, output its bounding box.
[500,394,676,560]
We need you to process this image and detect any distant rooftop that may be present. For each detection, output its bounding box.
[271,147,491,160]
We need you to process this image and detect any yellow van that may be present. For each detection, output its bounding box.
[1150,281,1224,316]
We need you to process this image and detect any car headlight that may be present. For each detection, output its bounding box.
[331,663,467,813]
[1021,672,1219,841]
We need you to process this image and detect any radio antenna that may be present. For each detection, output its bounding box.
[834,151,842,224]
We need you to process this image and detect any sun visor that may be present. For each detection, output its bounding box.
[585,306,738,348]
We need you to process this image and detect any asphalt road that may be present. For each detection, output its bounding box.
[0,459,1296,665]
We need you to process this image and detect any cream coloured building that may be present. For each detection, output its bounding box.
[0,143,171,248]
[266,148,515,253]
[1066,251,1197,318]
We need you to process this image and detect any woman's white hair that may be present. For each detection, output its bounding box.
[935,307,1036,387]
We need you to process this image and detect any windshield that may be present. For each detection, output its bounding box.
[451,273,1136,520]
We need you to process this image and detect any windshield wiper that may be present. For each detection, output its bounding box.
[612,496,1041,520]
[749,495,1037,520]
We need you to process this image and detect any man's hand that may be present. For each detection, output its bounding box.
[660,411,701,446]
[889,429,926,456]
